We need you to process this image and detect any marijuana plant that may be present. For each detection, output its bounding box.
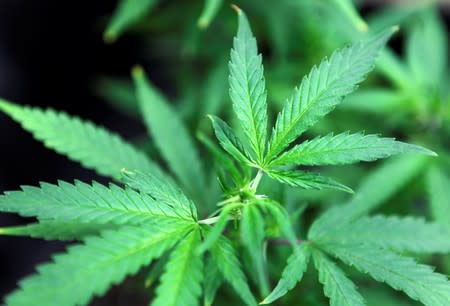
[1,7,449,306]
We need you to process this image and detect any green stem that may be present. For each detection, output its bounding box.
[250,169,264,191]
[198,216,221,225]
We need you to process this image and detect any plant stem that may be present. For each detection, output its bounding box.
[250,169,264,191]
[198,216,221,225]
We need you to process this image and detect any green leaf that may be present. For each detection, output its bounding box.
[5,221,191,306]
[315,215,450,254]
[121,169,197,220]
[426,165,450,226]
[330,0,368,32]
[308,155,427,239]
[211,237,257,306]
[406,7,448,90]
[208,115,254,165]
[132,67,206,205]
[323,243,450,306]
[104,0,158,43]
[197,206,235,255]
[0,180,194,224]
[266,27,396,162]
[94,77,139,117]
[376,49,411,91]
[0,99,156,180]
[0,221,115,241]
[261,244,310,304]
[270,132,435,167]
[312,248,365,306]
[201,58,228,115]
[342,88,405,114]
[198,0,223,28]
[229,8,268,162]
[241,205,269,295]
[266,169,353,193]
[204,256,223,306]
[152,229,203,306]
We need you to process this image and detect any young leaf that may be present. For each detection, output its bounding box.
[208,115,254,165]
[0,180,194,224]
[121,169,197,221]
[323,243,450,306]
[0,100,156,180]
[0,221,115,241]
[198,0,223,28]
[204,256,224,306]
[152,229,203,306]
[266,27,397,162]
[308,155,427,239]
[266,169,353,193]
[426,165,450,226]
[229,7,268,162]
[261,244,310,304]
[132,67,206,205]
[312,248,365,306]
[315,215,450,254]
[270,132,435,167]
[104,0,158,42]
[210,237,257,306]
[5,221,192,306]
[241,205,269,295]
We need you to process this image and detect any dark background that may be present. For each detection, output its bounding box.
[0,1,448,305]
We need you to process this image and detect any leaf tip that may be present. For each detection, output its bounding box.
[197,17,209,29]
[392,25,400,33]
[357,20,368,32]
[103,31,117,44]
[230,4,241,15]
[131,65,144,79]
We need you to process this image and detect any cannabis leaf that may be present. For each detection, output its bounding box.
[152,229,204,306]
[229,7,268,163]
[198,0,223,28]
[269,132,435,167]
[426,165,450,225]
[5,221,193,306]
[133,67,207,205]
[265,27,397,162]
[312,248,365,306]
[0,100,156,180]
[104,0,158,42]
[322,243,450,306]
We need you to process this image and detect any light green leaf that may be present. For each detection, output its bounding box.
[426,165,450,225]
[229,8,268,162]
[407,7,448,90]
[5,221,191,306]
[376,49,411,91]
[0,221,115,241]
[201,58,228,115]
[323,243,450,306]
[121,169,197,221]
[208,115,254,165]
[315,215,450,253]
[330,0,368,32]
[152,229,203,306]
[342,88,405,114]
[132,67,206,205]
[312,248,365,306]
[104,0,158,42]
[241,205,269,295]
[198,0,223,29]
[261,244,310,304]
[270,132,435,167]
[266,169,353,193]
[308,155,427,239]
[204,256,223,306]
[211,237,257,306]
[94,77,139,117]
[0,99,156,180]
[0,180,194,224]
[266,27,396,162]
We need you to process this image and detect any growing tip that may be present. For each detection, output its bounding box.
[197,18,209,29]
[103,31,117,44]
[392,25,400,33]
[230,4,241,14]
[357,20,369,32]
[259,300,268,305]
[131,65,144,78]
